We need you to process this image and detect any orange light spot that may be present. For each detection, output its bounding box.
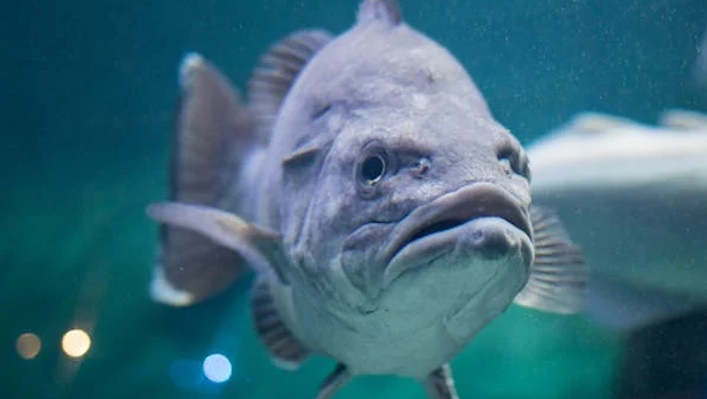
[16,333,41,360]
[61,329,91,358]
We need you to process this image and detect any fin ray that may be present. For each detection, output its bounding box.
[248,30,332,143]
[251,276,310,369]
[513,206,588,314]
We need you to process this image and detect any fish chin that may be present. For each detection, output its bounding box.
[383,217,533,289]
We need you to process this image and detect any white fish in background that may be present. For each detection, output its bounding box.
[528,109,707,330]
[145,0,586,398]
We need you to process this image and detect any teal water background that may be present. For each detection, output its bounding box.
[4,1,707,398]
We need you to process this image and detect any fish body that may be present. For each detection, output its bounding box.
[148,1,585,397]
[528,110,707,329]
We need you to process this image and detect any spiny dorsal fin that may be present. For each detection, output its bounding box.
[357,0,402,25]
[513,206,588,314]
[251,276,310,370]
[248,30,332,143]
[153,53,255,306]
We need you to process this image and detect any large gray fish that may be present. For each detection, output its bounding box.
[147,1,586,398]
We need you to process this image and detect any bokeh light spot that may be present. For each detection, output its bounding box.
[203,354,232,383]
[16,333,41,360]
[61,329,91,358]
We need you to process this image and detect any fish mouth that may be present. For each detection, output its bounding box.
[379,182,532,279]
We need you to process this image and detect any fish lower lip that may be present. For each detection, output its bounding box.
[381,183,531,265]
[382,217,530,289]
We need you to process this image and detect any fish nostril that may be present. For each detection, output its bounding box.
[497,147,516,168]
[497,145,530,180]
[412,157,431,175]
[498,157,512,175]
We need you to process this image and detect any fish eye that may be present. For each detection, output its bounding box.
[356,141,395,197]
[360,154,386,185]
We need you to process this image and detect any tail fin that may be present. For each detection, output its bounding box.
[152,54,256,306]
[150,29,332,306]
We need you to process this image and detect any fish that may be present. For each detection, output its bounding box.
[527,109,707,330]
[146,1,586,398]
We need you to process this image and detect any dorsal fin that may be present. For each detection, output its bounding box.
[567,112,638,134]
[248,30,332,143]
[660,109,707,130]
[357,0,402,25]
[151,53,256,306]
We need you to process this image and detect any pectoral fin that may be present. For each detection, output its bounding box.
[148,202,291,306]
[513,206,588,314]
[251,275,309,369]
[315,363,352,399]
[421,364,459,399]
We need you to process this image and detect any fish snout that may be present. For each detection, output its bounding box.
[380,183,533,288]
[455,217,533,266]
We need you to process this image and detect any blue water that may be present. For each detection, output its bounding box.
[4,1,707,398]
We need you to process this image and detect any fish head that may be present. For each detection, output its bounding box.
[273,7,533,328]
